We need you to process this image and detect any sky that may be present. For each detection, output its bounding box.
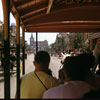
[25,32,59,45]
[0,0,59,45]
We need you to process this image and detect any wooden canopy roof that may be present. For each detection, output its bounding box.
[10,0,100,32]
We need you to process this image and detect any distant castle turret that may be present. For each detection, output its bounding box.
[30,34,48,52]
[30,34,34,47]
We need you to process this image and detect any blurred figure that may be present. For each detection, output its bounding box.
[93,41,100,75]
[61,52,70,64]
[10,51,16,71]
[1,52,4,68]
[74,49,77,56]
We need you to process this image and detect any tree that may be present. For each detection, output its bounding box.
[50,34,67,52]
[71,33,84,49]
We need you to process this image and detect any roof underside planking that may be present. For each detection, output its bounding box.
[10,0,100,32]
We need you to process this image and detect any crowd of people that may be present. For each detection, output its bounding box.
[17,41,100,99]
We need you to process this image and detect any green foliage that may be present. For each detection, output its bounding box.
[50,34,67,52]
[50,33,89,52]
[71,33,84,49]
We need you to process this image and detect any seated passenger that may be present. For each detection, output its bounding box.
[92,41,100,73]
[20,51,59,99]
[81,53,100,88]
[43,54,96,99]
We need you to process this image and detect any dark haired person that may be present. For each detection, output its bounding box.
[20,51,59,99]
[43,53,96,99]
[93,41,100,75]
[84,53,100,88]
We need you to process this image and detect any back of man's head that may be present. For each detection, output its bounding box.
[34,51,50,66]
[63,53,95,81]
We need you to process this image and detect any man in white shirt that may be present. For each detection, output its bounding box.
[43,53,96,99]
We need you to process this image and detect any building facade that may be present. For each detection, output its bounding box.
[30,34,48,52]
[10,23,16,47]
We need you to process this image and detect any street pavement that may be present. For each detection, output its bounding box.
[0,54,61,99]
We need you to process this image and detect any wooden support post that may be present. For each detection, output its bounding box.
[15,14,20,99]
[36,32,38,53]
[90,39,93,50]
[22,25,25,75]
[2,0,10,99]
